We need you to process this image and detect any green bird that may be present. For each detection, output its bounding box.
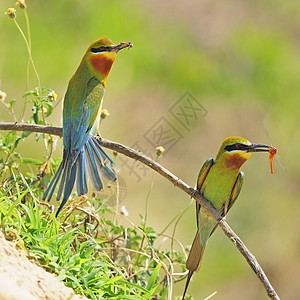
[182,136,276,299]
[43,38,132,216]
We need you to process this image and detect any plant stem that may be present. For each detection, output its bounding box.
[13,18,40,89]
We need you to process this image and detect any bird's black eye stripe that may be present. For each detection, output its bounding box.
[224,143,246,152]
[91,46,111,53]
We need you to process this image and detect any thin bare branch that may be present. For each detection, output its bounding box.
[0,122,62,137]
[0,122,280,300]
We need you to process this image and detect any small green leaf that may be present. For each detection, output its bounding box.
[21,131,32,138]
[21,158,43,165]
[45,103,53,117]
[32,105,39,124]
[57,269,66,281]
[7,99,16,109]
[146,263,161,291]
[35,133,41,142]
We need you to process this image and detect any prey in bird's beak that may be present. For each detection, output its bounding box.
[112,42,133,52]
[246,144,278,174]
[91,42,133,54]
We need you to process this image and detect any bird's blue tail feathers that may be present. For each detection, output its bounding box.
[43,135,116,216]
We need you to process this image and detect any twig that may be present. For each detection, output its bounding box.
[0,122,280,300]
[0,122,62,137]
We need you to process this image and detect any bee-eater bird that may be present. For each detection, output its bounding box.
[43,37,132,216]
[182,136,277,299]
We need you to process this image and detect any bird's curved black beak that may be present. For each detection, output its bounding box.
[246,143,273,153]
[91,42,133,54]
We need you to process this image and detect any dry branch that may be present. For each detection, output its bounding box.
[0,122,62,137]
[0,122,280,300]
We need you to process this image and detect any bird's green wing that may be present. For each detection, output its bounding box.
[82,77,104,135]
[226,171,244,215]
[196,158,214,191]
[196,158,214,226]
[63,76,101,150]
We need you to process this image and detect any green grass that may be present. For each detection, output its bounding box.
[0,161,187,299]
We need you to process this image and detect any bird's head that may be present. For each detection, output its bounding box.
[216,136,274,170]
[85,37,132,85]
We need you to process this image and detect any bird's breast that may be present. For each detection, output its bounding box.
[90,53,115,77]
[201,166,239,211]
[225,153,247,170]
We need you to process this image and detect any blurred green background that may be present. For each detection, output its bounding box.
[0,0,299,299]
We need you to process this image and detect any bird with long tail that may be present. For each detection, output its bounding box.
[43,38,132,216]
[182,136,277,299]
